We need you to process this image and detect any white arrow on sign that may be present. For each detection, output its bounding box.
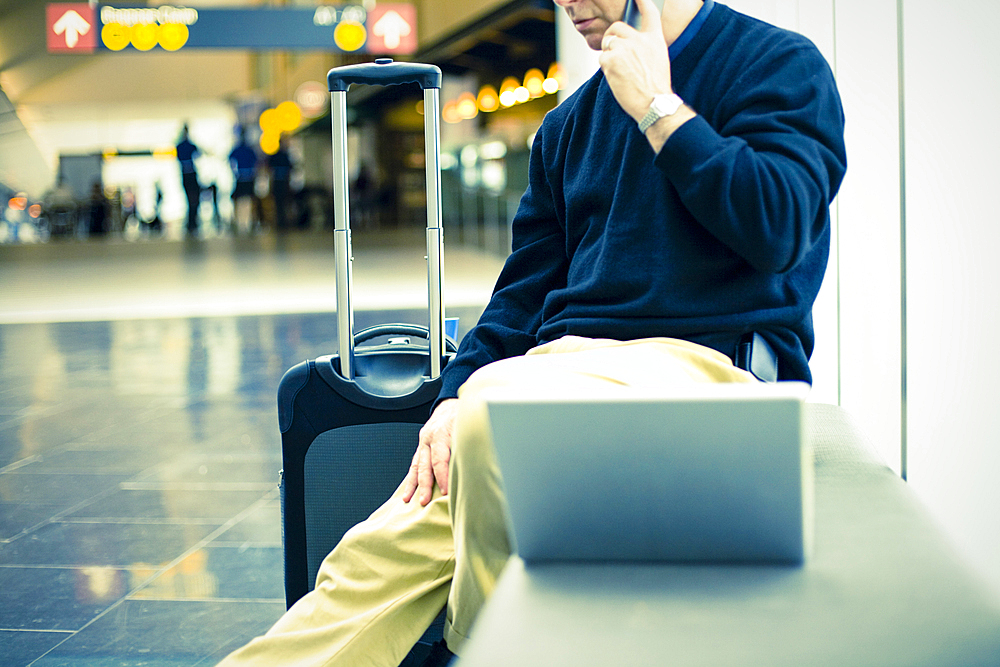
[54,10,91,49]
[372,10,411,50]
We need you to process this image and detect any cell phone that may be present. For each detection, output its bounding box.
[624,0,666,29]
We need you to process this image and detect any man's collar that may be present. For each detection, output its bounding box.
[669,0,715,60]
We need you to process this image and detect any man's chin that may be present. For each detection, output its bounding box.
[583,32,604,50]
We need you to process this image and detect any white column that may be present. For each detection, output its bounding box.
[833,0,905,472]
[902,0,1000,596]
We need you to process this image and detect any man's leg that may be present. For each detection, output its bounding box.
[443,336,755,652]
[218,482,454,667]
[218,336,753,664]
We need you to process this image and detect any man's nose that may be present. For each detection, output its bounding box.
[552,0,575,7]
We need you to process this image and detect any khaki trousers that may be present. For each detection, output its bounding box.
[218,336,754,667]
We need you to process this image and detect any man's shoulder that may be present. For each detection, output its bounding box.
[688,2,835,106]
[713,2,825,61]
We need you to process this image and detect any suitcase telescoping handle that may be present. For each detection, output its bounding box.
[327,59,445,382]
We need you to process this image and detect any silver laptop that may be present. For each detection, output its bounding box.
[483,382,812,565]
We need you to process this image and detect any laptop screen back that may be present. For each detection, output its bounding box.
[484,382,812,565]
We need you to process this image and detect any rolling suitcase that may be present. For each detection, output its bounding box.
[277,59,454,657]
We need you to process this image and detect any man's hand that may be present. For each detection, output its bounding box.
[599,0,695,151]
[401,398,460,506]
[599,0,672,121]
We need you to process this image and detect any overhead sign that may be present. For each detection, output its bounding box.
[368,4,417,54]
[47,3,97,52]
[45,3,419,54]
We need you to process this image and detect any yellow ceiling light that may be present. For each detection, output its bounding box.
[259,108,279,133]
[275,100,302,132]
[415,99,425,116]
[442,99,462,124]
[523,68,545,98]
[514,86,530,104]
[498,77,519,108]
[260,131,281,155]
[456,92,478,120]
[547,63,564,86]
[334,21,367,51]
[543,62,563,95]
[477,85,500,113]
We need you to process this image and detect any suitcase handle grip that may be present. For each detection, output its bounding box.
[328,59,442,92]
[355,324,458,353]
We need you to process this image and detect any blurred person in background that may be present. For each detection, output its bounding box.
[176,123,201,238]
[267,134,293,231]
[229,127,259,236]
[43,176,78,237]
[87,181,108,237]
[148,182,164,235]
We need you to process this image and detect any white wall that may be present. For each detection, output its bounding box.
[901,0,1000,595]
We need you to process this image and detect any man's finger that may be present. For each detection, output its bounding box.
[431,443,450,497]
[601,33,615,51]
[400,448,421,503]
[633,0,663,33]
[417,442,435,506]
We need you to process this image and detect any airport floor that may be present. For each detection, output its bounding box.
[0,228,504,666]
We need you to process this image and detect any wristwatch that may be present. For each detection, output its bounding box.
[638,93,684,134]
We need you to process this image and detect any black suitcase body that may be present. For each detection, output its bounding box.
[277,60,452,654]
[277,328,455,606]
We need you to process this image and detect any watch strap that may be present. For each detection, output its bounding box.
[638,93,683,134]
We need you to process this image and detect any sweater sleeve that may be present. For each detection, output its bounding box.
[657,42,847,274]
[436,122,569,402]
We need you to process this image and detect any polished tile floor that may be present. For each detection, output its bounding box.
[0,230,502,666]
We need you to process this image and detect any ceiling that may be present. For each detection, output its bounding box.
[421,0,555,79]
[330,0,556,116]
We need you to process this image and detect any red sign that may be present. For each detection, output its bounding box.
[47,3,97,53]
[367,4,417,55]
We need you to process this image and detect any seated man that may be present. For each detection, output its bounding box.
[219,0,846,665]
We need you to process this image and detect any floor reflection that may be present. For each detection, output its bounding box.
[0,307,483,665]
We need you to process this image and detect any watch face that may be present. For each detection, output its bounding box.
[653,94,682,116]
[640,94,683,133]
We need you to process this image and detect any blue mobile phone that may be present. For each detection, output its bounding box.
[624,0,666,29]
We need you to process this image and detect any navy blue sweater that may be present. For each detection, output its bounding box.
[439,3,847,400]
